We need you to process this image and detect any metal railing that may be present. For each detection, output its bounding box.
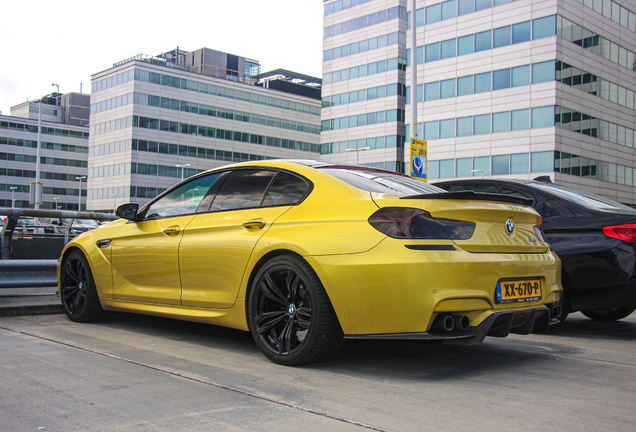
[0,259,58,288]
[0,208,118,260]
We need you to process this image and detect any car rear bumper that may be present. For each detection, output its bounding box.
[344,307,553,345]
[307,237,562,335]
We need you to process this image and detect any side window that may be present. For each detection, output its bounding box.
[262,172,310,207]
[145,173,222,219]
[210,170,276,211]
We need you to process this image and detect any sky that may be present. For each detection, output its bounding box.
[0,0,324,115]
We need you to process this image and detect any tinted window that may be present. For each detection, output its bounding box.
[498,188,531,199]
[448,184,500,193]
[210,170,275,211]
[529,183,636,211]
[321,168,446,195]
[262,172,310,206]
[145,174,222,219]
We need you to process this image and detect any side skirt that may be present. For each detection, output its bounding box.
[100,297,249,331]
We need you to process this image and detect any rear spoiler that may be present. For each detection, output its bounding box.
[401,191,533,206]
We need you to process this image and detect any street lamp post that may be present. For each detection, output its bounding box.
[175,164,191,181]
[9,186,17,208]
[471,169,484,178]
[76,176,86,211]
[112,194,118,213]
[53,196,61,210]
[345,147,371,165]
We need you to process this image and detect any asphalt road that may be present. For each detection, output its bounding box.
[1,311,634,432]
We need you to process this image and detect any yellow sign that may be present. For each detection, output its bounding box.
[410,138,428,182]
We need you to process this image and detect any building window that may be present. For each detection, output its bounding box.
[531,151,554,172]
[532,60,555,83]
[511,153,529,174]
[512,65,531,87]
[511,109,530,130]
[492,154,510,175]
[531,106,555,128]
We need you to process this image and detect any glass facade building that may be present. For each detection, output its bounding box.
[88,47,322,211]
[321,0,636,205]
[0,115,89,210]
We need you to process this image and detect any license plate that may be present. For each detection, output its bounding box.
[496,279,542,304]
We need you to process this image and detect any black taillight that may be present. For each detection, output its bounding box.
[603,223,636,243]
[368,207,475,240]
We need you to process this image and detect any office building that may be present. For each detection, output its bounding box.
[321,0,636,205]
[87,47,322,211]
[1,93,90,210]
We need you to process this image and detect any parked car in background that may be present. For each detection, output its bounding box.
[44,218,99,235]
[1,216,47,234]
[435,178,636,323]
[58,160,561,365]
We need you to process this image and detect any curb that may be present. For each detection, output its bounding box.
[0,295,64,317]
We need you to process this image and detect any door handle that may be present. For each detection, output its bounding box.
[163,226,180,236]
[242,218,266,230]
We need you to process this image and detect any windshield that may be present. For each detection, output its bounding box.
[529,183,636,211]
[74,219,99,227]
[320,167,446,195]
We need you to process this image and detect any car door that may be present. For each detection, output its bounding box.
[179,169,310,308]
[111,173,222,304]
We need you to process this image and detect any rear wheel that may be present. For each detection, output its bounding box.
[555,292,571,324]
[247,255,343,366]
[60,250,105,322]
[581,308,636,322]
[554,273,574,324]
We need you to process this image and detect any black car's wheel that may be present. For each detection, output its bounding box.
[60,250,105,322]
[555,291,571,324]
[247,255,344,366]
[580,307,636,322]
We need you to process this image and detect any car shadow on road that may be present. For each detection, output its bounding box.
[96,311,258,356]
[542,313,636,342]
[91,311,576,381]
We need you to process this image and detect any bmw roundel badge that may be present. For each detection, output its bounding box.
[505,218,514,235]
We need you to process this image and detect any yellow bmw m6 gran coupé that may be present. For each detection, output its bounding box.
[58,160,562,365]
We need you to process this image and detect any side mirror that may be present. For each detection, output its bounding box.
[115,203,140,220]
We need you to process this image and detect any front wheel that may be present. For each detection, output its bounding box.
[580,308,636,322]
[60,250,105,322]
[247,255,343,366]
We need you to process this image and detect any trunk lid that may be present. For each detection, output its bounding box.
[372,192,548,254]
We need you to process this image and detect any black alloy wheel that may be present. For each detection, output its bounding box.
[60,250,104,322]
[247,255,343,366]
[580,307,636,322]
[555,291,571,324]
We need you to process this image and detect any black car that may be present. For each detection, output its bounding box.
[435,178,636,323]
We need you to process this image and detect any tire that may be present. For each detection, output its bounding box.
[60,250,105,322]
[555,291,571,324]
[554,273,574,324]
[247,255,344,366]
[580,308,636,322]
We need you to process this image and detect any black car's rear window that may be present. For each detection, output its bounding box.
[319,167,446,195]
[529,183,636,212]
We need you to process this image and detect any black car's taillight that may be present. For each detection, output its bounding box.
[602,223,636,243]
[368,207,475,240]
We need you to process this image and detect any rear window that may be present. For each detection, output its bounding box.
[530,183,636,212]
[320,168,446,195]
